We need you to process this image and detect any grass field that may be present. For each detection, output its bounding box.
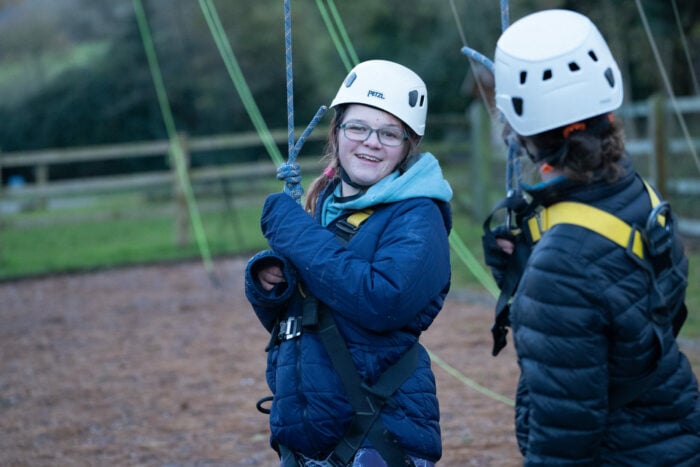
[0,189,698,337]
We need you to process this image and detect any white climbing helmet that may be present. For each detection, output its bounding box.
[330,59,428,136]
[494,9,623,136]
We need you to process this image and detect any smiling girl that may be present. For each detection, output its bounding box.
[245,60,453,466]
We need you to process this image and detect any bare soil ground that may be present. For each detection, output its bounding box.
[0,257,697,466]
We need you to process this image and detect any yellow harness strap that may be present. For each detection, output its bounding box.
[526,180,662,260]
[345,209,374,228]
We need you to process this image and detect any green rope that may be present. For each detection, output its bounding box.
[132,0,214,278]
[314,0,353,71]
[326,0,359,66]
[426,348,515,406]
[449,231,499,298]
[198,0,285,167]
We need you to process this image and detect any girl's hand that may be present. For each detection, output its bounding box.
[496,237,515,255]
[258,265,286,291]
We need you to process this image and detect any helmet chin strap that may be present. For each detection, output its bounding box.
[339,165,370,190]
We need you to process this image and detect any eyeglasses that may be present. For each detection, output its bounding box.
[338,121,407,147]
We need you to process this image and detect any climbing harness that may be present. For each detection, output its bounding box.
[258,208,417,466]
[484,177,688,376]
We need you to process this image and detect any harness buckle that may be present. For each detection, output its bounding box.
[278,316,303,341]
[645,201,673,257]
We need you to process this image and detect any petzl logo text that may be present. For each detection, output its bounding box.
[367,90,385,99]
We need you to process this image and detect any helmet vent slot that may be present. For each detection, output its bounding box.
[568,62,580,72]
[604,67,615,88]
[519,71,527,84]
[542,69,553,81]
[511,97,523,116]
[588,50,599,62]
[344,72,357,88]
[408,90,418,107]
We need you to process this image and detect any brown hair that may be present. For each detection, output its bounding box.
[524,113,626,183]
[303,105,421,215]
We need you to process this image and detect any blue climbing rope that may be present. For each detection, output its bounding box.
[277,0,327,203]
[500,0,510,33]
[460,1,523,219]
[284,0,295,157]
[459,46,494,73]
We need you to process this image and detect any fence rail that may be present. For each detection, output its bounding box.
[1,96,699,241]
[0,128,326,243]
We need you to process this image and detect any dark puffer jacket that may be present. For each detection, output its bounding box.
[510,163,700,465]
[245,178,451,461]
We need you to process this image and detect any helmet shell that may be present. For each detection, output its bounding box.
[494,9,623,136]
[330,60,428,136]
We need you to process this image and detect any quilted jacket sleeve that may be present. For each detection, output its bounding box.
[244,249,298,333]
[260,192,451,333]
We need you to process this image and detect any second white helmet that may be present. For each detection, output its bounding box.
[494,9,623,136]
[330,60,428,136]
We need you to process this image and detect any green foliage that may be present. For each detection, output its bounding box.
[1,0,698,155]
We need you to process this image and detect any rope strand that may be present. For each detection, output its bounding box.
[671,0,700,96]
[635,0,700,175]
[133,0,215,281]
[315,0,353,71]
[284,0,295,156]
[198,0,285,166]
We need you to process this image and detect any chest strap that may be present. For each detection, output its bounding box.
[525,180,662,260]
[334,209,374,244]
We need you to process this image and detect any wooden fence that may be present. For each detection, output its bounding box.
[0,128,327,244]
[1,96,699,243]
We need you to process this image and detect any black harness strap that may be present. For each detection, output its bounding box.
[313,297,418,466]
[482,195,532,356]
[266,207,420,465]
[334,208,374,245]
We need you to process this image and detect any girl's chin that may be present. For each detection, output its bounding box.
[348,174,378,186]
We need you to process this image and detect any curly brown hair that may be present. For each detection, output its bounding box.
[523,113,626,183]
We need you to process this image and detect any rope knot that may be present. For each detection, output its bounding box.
[277,162,304,200]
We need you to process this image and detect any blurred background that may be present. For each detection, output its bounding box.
[0,0,698,299]
[0,0,697,151]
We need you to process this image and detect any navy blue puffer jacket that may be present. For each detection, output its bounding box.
[510,163,700,465]
[245,155,452,461]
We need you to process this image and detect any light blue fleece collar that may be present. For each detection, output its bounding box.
[321,152,452,227]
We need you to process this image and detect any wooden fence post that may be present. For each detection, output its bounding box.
[649,94,667,198]
[173,133,191,247]
[35,163,48,210]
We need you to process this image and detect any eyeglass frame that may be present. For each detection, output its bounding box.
[337,120,408,147]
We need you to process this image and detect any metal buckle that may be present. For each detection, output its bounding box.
[277,316,302,341]
[645,201,673,257]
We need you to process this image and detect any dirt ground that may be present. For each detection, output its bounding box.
[0,257,697,466]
